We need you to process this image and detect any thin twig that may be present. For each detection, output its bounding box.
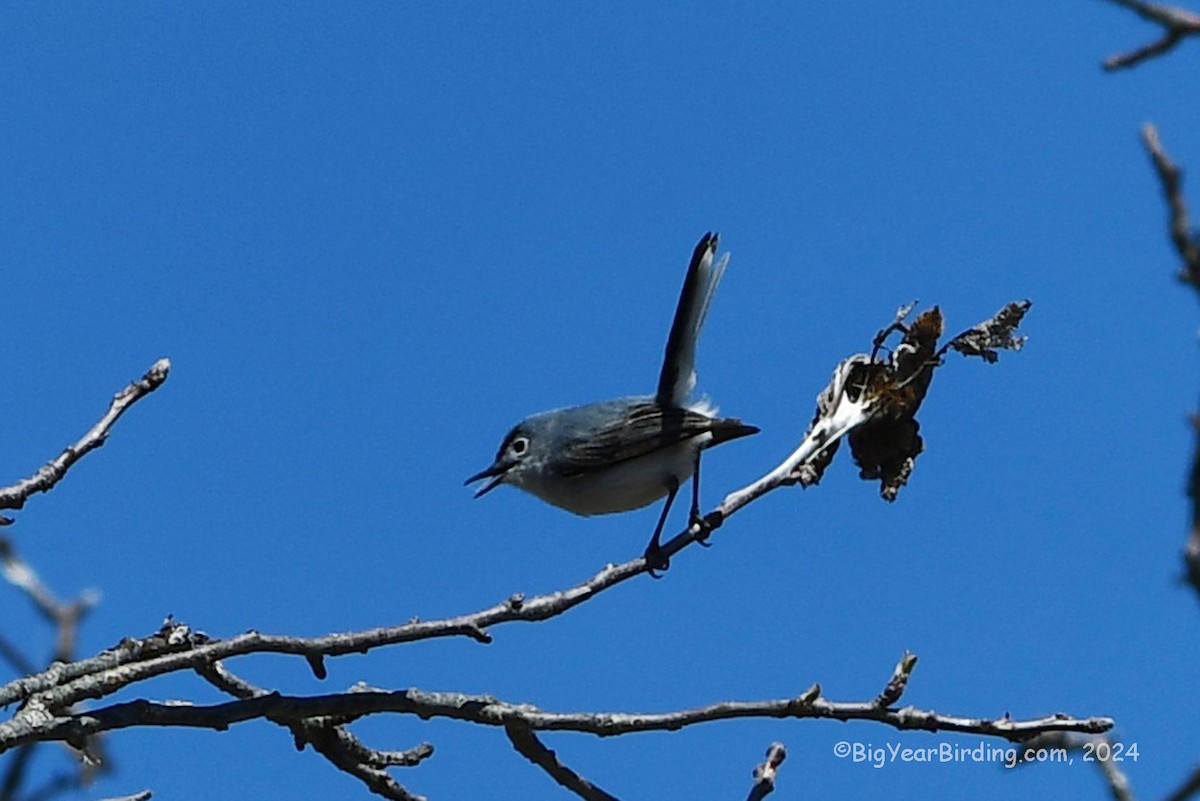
[1138,126,1200,601]
[1141,124,1200,287]
[0,362,168,801]
[193,661,430,801]
[874,652,918,708]
[0,538,98,662]
[746,742,786,801]
[1164,765,1200,801]
[1100,0,1200,70]
[1009,733,1136,801]
[1097,745,1136,801]
[0,359,171,520]
[0,537,107,801]
[505,722,618,801]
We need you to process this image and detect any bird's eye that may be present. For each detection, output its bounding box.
[510,436,529,456]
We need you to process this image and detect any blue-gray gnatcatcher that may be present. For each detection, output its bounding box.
[466,233,758,567]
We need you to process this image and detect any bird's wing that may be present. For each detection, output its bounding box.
[656,232,729,407]
[554,401,718,477]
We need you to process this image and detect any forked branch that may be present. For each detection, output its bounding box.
[2,653,1110,801]
[1099,0,1200,70]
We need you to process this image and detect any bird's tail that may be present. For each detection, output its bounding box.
[707,417,759,447]
[657,232,729,407]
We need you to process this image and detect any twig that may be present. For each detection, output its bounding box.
[746,742,786,801]
[1097,744,1136,801]
[1137,126,1200,601]
[0,538,98,662]
[0,359,171,521]
[874,652,917,708]
[505,722,618,801]
[1187,413,1200,600]
[0,361,169,801]
[1165,765,1200,801]
[193,661,430,801]
[1141,124,1200,287]
[0,537,106,801]
[0,655,1112,757]
[1100,0,1200,70]
[1008,733,1135,801]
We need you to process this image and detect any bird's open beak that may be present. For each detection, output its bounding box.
[464,461,512,498]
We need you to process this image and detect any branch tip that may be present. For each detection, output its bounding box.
[876,652,919,708]
[0,358,173,515]
[747,742,788,801]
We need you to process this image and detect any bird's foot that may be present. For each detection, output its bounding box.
[644,542,670,577]
[691,510,715,547]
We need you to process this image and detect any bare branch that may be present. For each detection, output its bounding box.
[746,742,786,801]
[193,661,431,801]
[0,361,170,801]
[0,538,98,662]
[295,723,429,801]
[1008,733,1136,801]
[1141,124,1200,288]
[1100,0,1200,70]
[1165,765,1200,801]
[0,585,648,713]
[0,359,171,522]
[1186,413,1200,603]
[1137,126,1200,601]
[505,722,618,801]
[0,656,1112,760]
[0,536,109,801]
[0,362,171,801]
[1097,744,1136,801]
[1131,117,1200,801]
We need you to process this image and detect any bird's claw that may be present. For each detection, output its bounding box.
[691,511,714,547]
[644,543,670,577]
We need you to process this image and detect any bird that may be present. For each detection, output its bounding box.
[465,232,758,569]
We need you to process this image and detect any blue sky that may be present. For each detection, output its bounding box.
[2,3,1198,799]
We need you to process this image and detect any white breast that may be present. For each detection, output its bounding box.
[514,434,711,516]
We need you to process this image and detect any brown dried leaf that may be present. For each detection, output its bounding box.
[947,301,1031,363]
[849,308,943,500]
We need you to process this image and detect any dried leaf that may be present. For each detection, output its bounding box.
[947,301,1031,363]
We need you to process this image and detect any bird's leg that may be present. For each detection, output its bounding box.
[644,480,677,576]
[691,449,713,547]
